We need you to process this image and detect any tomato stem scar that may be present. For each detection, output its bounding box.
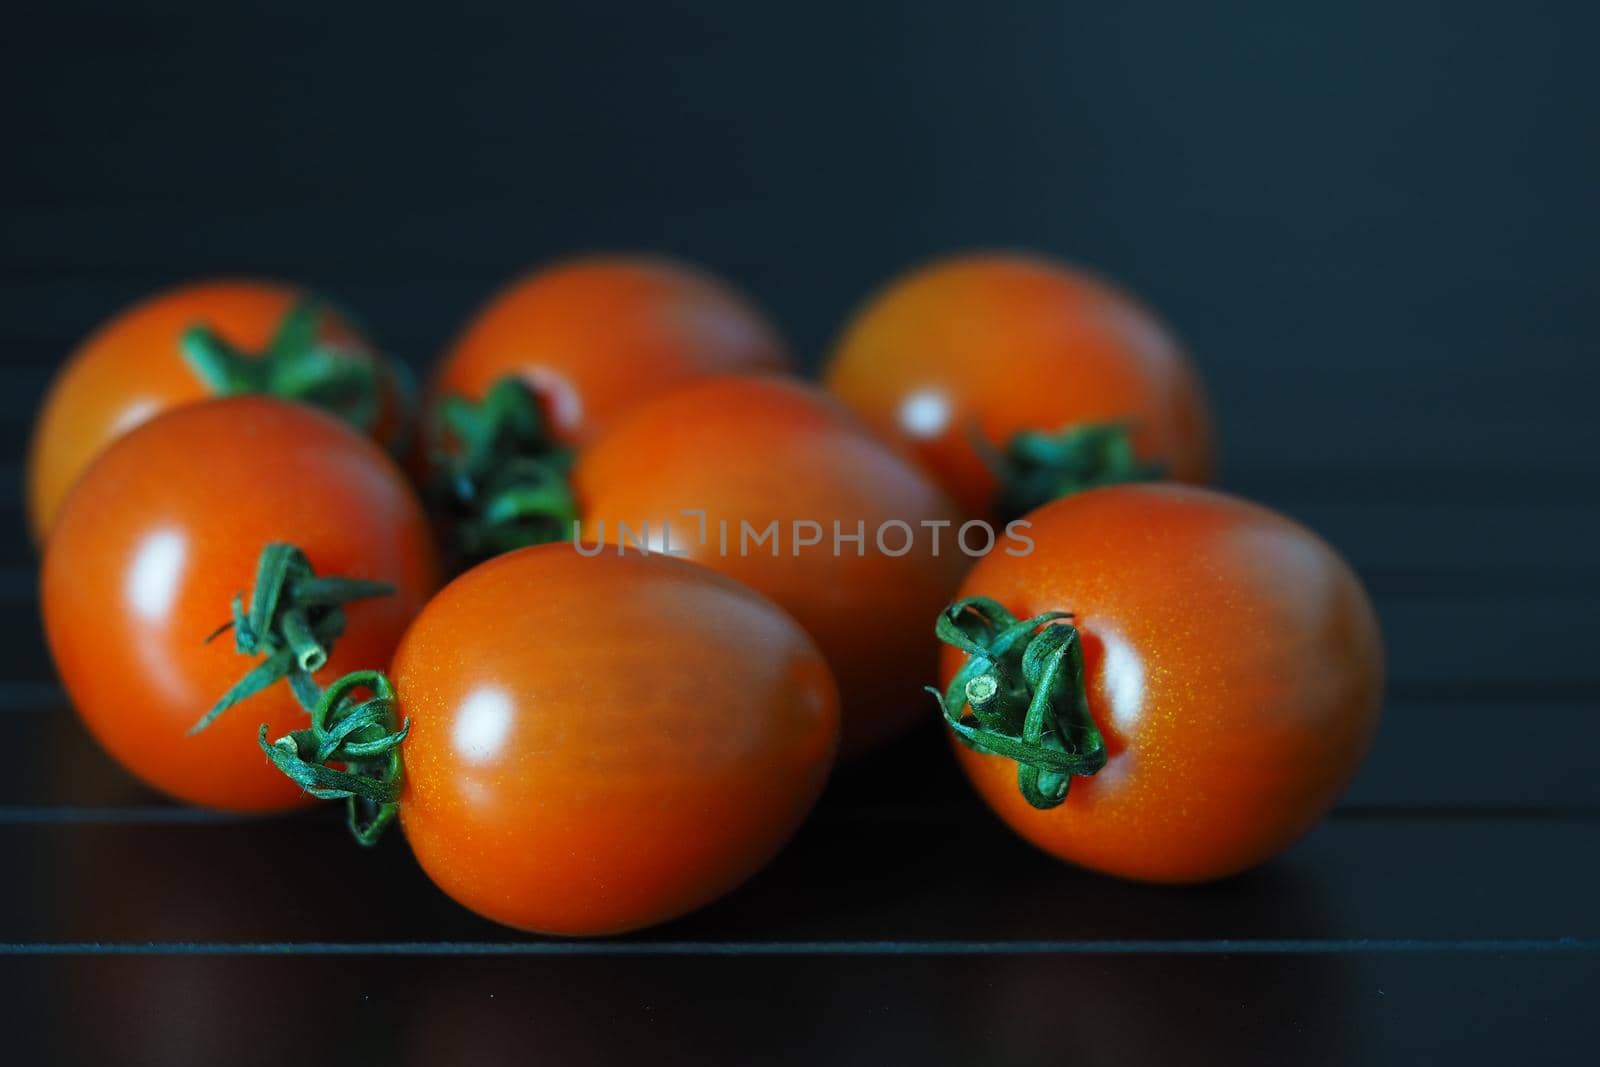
[971,420,1164,522]
[929,596,1107,809]
[427,376,578,569]
[192,543,393,735]
[180,299,388,436]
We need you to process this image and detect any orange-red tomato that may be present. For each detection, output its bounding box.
[940,484,1382,883]
[574,376,969,757]
[824,251,1215,517]
[26,280,405,543]
[429,255,790,447]
[392,544,839,935]
[42,397,438,812]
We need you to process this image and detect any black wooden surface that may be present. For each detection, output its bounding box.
[3,1,1598,1063]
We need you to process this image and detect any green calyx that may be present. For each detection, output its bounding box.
[976,421,1164,522]
[181,300,385,434]
[429,375,578,565]
[259,670,408,846]
[197,545,404,845]
[193,543,393,733]
[929,596,1107,809]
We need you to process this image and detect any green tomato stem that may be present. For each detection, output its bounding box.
[179,299,391,436]
[199,544,405,844]
[427,376,578,568]
[258,670,407,846]
[974,421,1165,521]
[193,543,392,734]
[929,596,1108,809]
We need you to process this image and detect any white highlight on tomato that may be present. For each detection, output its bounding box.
[898,388,951,438]
[125,528,187,622]
[107,398,163,438]
[452,686,515,764]
[1097,626,1146,732]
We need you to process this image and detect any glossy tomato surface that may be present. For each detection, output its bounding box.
[392,544,839,936]
[42,397,438,812]
[429,255,790,447]
[943,484,1382,883]
[25,280,400,543]
[824,252,1215,516]
[573,376,969,757]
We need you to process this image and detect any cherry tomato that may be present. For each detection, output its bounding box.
[387,544,839,935]
[26,280,408,543]
[42,397,438,812]
[938,484,1382,883]
[573,376,970,757]
[428,254,790,448]
[824,251,1215,517]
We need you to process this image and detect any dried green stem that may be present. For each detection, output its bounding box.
[974,421,1164,521]
[193,543,393,734]
[180,299,391,437]
[427,376,578,567]
[929,596,1107,809]
[258,670,408,845]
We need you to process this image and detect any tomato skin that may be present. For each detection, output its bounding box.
[943,484,1382,883]
[42,397,438,812]
[573,376,969,757]
[392,544,839,936]
[824,252,1215,516]
[26,280,405,543]
[429,255,790,447]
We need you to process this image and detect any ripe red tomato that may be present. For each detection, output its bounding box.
[42,397,438,812]
[573,376,970,757]
[428,255,790,449]
[824,252,1215,518]
[265,544,839,935]
[26,280,408,542]
[936,484,1382,883]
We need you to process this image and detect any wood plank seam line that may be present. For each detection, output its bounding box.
[0,939,1597,957]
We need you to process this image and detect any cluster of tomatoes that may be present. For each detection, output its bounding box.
[30,252,1383,936]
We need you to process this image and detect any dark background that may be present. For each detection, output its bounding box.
[1,2,1597,1064]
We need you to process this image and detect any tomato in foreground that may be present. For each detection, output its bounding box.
[264,545,840,936]
[935,484,1382,883]
[429,254,790,449]
[574,376,970,757]
[42,397,438,811]
[26,280,408,542]
[824,252,1215,520]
